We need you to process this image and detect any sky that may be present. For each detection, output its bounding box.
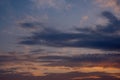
[0,0,120,80]
[0,0,120,54]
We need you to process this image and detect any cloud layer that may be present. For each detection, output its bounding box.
[19,11,120,51]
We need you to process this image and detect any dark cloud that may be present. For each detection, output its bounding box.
[37,54,120,67]
[20,22,44,29]
[19,11,120,51]
[30,49,45,53]
[0,55,17,63]
[117,0,120,5]
[0,53,119,67]
[97,11,120,33]
[0,52,37,63]
[0,53,119,80]
[0,72,119,80]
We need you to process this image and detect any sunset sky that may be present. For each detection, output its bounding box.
[0,0,120,80]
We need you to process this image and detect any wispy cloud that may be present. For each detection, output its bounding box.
[95,0,120,15]
[30,0,72,10]
[0,52,119,79]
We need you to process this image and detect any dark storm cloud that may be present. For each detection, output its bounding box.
[19,11,120,51]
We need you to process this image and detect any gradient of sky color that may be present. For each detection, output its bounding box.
[0,0,120,53]
[0,0,120,80]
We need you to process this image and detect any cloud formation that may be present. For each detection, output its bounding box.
[0,1,120,80]
[95,0,120,15]
[0,52,120,80]
[30,0,71,10]
[19,11,120,51]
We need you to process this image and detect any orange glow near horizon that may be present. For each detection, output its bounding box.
[0,61,120,77]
